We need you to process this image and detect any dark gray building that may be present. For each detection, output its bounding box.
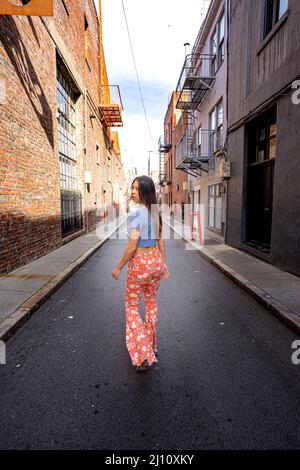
[226,0,300,276]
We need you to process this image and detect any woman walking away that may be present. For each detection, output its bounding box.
[112,175,169,372]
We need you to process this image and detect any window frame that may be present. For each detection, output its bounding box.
[264,0,288,38]
[209,99,223,154]
[193,127,202,159]
[207,183,222,231]
[248,111,277,166]
[210,10,225,75]
[57,67,79,191]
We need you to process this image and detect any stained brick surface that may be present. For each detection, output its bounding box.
[0,0,126,275]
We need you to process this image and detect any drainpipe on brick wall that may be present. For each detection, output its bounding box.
[224,0,230,244]
[84,88,89,233]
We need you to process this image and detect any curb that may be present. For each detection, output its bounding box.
[0,217,128,342]
[166,219,300,335]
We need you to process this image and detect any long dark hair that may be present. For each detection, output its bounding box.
[131,175,162,238]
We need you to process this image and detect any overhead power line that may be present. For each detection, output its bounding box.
[121,0,155,150]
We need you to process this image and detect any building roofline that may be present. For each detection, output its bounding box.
[192,0,223,53]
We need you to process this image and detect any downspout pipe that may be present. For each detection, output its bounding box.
[224,0,230,244]
[84,87,88,233]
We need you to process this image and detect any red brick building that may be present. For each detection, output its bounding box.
[0,0,126,275]
[159,92,188,218]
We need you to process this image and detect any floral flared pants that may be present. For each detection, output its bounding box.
[125,246,165,367]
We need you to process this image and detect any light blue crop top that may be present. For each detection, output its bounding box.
[128,206,157,247]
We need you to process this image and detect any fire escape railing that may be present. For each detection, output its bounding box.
[175,127,215,176]
[175,53,215,111]
[158,136,172,186]
[99,85,123,127]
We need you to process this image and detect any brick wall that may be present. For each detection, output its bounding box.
[0,0,125,275]
[161,92,188,208]
[172,112,189,209]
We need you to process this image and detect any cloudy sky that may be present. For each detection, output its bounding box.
[94,0,210,175]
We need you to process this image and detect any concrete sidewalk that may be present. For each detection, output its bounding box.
[0,214,129,340]
[166,216,300,334]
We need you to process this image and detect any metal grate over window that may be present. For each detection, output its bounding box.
[61,190,83,236]
[57,69,78,190]
[57,66,82,236]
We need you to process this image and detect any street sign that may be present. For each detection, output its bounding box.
[0,0,53,17]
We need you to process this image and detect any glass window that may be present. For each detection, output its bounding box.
[258,126,266,141]
[208,184,222,230]
[264,0,288,37]
[269,138,276,159]
[217,102,223,127]
[219,14,225,42]
[279,0,288,18]
[269,123,276,137]
[212,30,217,56]
[211,12,225,73]
[257,148,265,163]
[211,31,217,75]
[210,108,216,153]
[57,68,78,190]
[210,100,223,153]
[217,102,223,148]
[211,108,217,132]
[215,195,222,230]
[252,115,277,163]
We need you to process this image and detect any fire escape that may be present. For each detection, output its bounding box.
[175,115,213,177]
[99,85,123,127]
[175,53,215,176]
[158,136,172,186]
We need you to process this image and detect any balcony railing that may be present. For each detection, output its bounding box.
[158,135,172,153]
[61,190,83,237]
[158,153,171,186]
[176,53,215,111]
[175,128,215,175]
[158,136,172,185]
[99,85,123,127]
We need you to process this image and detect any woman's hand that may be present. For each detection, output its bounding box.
[112,267,121,280]
[162,263,169,280]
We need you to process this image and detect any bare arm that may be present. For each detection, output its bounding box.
[112,228,139,279]
[116,244,137,270]
[158,234,166,263]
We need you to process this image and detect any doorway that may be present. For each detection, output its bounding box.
[246,107,276,250]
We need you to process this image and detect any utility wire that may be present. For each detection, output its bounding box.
[121,0,156,151]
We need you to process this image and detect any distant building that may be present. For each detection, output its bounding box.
[159,91,188,218]
[174,0,228,236]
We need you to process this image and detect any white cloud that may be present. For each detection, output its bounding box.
[95,0,210,174]
[117,112,162,174]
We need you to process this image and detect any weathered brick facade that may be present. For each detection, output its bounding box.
[0,0,126,275]
[172,111,189,213]
[162,92,188,214]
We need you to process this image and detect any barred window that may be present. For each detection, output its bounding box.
[57,69,78,190]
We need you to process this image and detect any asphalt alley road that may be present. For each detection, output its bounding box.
[0,226,300,450]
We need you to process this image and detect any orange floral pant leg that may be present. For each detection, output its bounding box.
[125,247,164,367]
